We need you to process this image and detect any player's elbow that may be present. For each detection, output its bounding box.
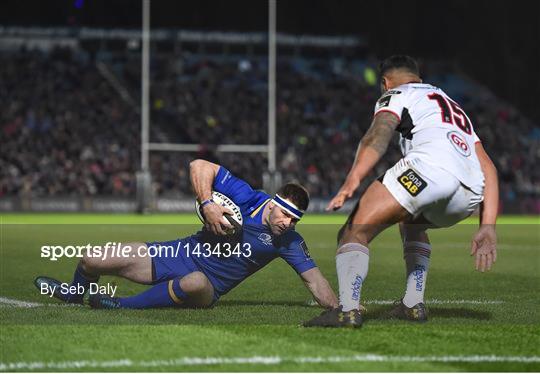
[189,159,206,170]
[190,159,219,174]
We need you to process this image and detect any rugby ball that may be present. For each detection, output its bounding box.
[195,191,243,235]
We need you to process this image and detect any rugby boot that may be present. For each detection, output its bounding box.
[303,306,363,328]
[88,293,121,309]
[34,276,84,304]
[388,299,428,322]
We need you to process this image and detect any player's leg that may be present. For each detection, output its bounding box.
[80,242,153,283]
[390,219,432,321]
[89,238,216,309]
[305,180,411,327]
[90,271,215,309]
[390,172,482,321]
[336,180,410,310]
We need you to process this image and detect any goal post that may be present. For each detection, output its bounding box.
[137,0,151,213]
[137,0,280,213]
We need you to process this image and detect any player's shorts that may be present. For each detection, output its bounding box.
[381,157,484,227]
[145,238,220,303]
[146,239,199,284]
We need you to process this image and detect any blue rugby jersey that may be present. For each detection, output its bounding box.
[185,166,316,298]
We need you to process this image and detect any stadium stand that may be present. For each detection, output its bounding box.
[1,44,538,213]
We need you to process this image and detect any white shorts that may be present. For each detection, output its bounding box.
[381,158,484,227]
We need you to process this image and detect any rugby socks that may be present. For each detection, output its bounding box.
[336,243,370,312]
[66,264,99,303]
[402,241,431,308]
[118,279,187,309]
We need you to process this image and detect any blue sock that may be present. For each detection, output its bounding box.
[65,264,99,303]
[118,279,187,309]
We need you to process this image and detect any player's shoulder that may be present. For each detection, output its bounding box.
[377,87,406,102]
[375,85,411,107]
[275,230,304,247]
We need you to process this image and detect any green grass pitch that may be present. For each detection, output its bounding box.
[0,213,539,372]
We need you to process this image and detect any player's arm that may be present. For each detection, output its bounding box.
[189,159,233,235]
[470,142,498,272]
[476,142,499,226]
[327,111,401,210]
[299,267,338,309]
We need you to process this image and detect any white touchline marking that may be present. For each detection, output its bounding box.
[0,297,43,308]
[1,354,539,370]
[364,299,504,305]
[1,296,504,309]
[0,297,81,308]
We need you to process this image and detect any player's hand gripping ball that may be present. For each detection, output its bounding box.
[195,191,243,235]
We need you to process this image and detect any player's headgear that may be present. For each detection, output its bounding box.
[379,55,420,78]
[272,183,309,220]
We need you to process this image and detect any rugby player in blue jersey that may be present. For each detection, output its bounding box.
[35,159,338,309]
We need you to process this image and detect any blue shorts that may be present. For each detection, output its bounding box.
[146,239,220,303]
[146,239,199,284]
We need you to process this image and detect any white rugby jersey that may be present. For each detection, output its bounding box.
[374,83,484,194]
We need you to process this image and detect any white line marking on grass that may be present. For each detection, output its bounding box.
[364,299,504,305]
[0,297,81,308]
[1,355,539,371]
[2,296,504,309]
[0,297,43,308]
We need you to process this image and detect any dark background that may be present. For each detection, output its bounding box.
[1,0,539,122]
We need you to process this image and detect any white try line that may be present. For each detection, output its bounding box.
[365,299,504,305]
[0,297,81,308]
[305,298,504,306]
[1,296,504,309]
[1,354,539,371]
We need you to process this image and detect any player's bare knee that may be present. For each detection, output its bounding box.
[181,271,212,294]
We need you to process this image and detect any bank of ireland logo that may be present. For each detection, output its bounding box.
[258,233,272,246]
[447,131,471,157]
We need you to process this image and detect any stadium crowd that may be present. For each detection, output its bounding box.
[1,47,538,213]
[0,48,140,197]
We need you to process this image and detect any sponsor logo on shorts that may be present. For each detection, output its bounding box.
[397,169,427,196]
[447,131,471,157]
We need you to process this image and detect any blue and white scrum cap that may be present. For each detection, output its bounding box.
[271,194,305,220]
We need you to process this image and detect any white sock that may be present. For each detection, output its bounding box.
[336,243,370,312]
[402,241,431,308]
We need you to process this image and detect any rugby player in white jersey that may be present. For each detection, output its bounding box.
[304,55,499,328]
